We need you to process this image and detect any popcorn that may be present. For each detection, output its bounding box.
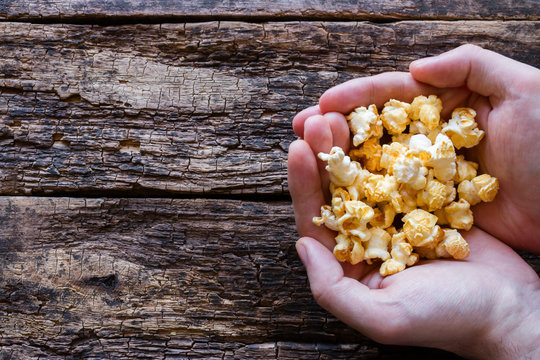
[346,105,383,146]
[410,95,443,130]
[380,232,420,276]
[364,227,391,261]
[442,108,485,149]
[454,155,479,183]
[444,199,474,231]
[380,99,411,135]
[318,147,360,187]
[312,95,498,276]
[350,138,383,172]
[458,174,499,205]
[402,209,444,248]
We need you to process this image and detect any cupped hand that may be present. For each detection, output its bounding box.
[293,44,540,252]
[288,44,540,358]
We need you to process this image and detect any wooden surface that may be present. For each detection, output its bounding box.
[1,1,539,359]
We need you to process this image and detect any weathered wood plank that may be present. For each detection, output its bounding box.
[1,21,539,195]
[0,197,538,358]
[0,0,538,21]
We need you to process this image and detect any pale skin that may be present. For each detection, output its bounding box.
[287,45,540,359]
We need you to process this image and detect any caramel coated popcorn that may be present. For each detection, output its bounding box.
[313,95,499,276]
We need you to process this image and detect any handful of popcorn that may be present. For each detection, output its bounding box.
[313,95,499,276]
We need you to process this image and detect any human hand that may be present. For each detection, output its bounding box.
[293,44,540,252]
[288,44,540,358]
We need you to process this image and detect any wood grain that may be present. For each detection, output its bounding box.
[0,0,538,21]
[0,197,538,358]
[1,21,539,196]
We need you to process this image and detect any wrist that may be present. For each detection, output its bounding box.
[455,280,540,360]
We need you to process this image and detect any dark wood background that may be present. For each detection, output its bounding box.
[1,1,539,359]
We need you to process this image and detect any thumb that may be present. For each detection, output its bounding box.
[295,237,390,339]
[409,44,535,98]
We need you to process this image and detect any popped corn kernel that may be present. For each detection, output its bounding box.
[416,176,453,212]
[334,233,365,265]
[380,142,408,173]
[313,205,339,231]
[318,147,360,187]
[364,174,404,212]
[393,153,428,190]
[410,95,443,130]
[402,209,444,248]
[454,155,479,183]
[458,174,499,205]
[442,108,485,149]
[380,99,411,135]
[426,133,457,182]
[350,138,383,172]
[444,199,474,231]
[346,105,383,146]
[364,227,391,261]
[337,200,375,241]
[380,232,419,276]
[436,229,470,259]
[370,203,396,229]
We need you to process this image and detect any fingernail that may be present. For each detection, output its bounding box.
[411,55,437,68]
[296,240,309,267]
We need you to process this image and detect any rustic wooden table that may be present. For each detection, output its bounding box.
[1,1,539,359]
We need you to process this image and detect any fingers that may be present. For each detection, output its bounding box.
[287,140,336,249]
[325,112,351,153]
[319,72,438,115]
[303,115,333,195]
[409,44,536,98]
[296,237,398,340]
[292,105,321,138]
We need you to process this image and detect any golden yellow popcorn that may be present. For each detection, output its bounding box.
[458,174,499,205]
[346,105,383,146]
[334,233,365,265]
[454,155,479,183]
[380,232,420,276]
[444,199,474,231]
[312,95,498,276]
[350,138,383,172]
[410,95,443,130]
[436,229,470,259]
[442,108,485,149]
[402,209,444,247]
[380,99,411,135]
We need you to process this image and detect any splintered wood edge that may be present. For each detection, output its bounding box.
[0,0,538,21]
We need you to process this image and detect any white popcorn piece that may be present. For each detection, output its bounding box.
[410,95,443,130]
[393,154,428,191]
[436,229,470,259]
[402,209,444,248]
[442,108,485,149]
[380,99,411,135]
[425,133,457,182]
[364,227,391,261]
[444,199,474,231]
[458,174,499,205]
[380,232,420,276]
[318,147,360,187]
[346,105,383,146]
[313,205,339,231]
